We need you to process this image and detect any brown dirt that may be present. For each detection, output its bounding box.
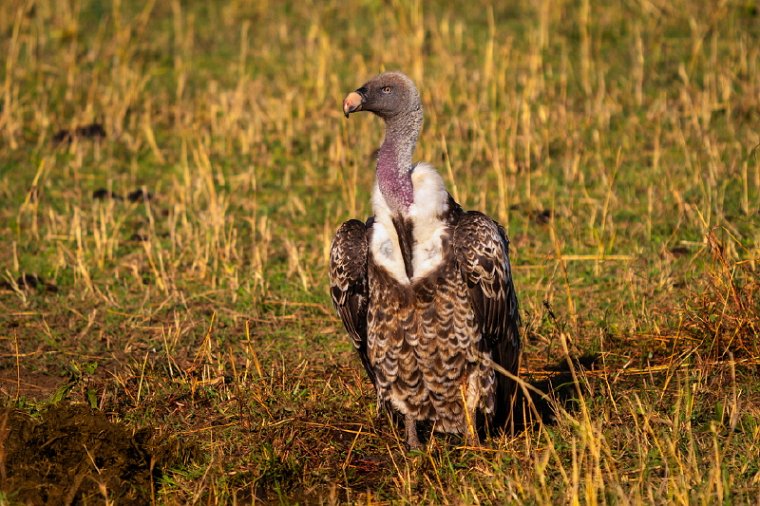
[0,403,157,505]
[0,369,63,400]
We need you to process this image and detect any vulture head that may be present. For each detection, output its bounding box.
[343,72,422,121]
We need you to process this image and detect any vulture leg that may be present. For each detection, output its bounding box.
[404,414,421,450]
[465,408,480,447]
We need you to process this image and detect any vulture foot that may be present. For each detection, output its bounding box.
[405,414,422,450]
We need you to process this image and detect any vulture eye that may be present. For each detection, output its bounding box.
[381,86,392,94]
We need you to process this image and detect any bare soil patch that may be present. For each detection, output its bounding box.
[0,403,157,505]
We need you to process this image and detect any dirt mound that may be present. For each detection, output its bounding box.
[0,404,157,505]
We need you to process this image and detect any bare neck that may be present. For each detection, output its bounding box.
[376,109,423,213]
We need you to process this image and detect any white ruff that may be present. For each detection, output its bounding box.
[370,183,409,284]
[369,163,449,284]
[408,163,449,280]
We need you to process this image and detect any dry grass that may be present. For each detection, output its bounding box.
[0,0,759,503]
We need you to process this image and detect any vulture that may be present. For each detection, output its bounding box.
[329,72,521,449]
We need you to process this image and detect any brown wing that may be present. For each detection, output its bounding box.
[329,218,376,385]
[453,211,521,430]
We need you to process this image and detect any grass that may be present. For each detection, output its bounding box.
[0,0,759,503]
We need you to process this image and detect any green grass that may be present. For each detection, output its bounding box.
[1,0,759,503]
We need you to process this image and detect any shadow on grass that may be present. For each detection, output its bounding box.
[512,353,601,431]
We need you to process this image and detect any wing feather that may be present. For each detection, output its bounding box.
[329,219,375,385]
[453,212,521,429]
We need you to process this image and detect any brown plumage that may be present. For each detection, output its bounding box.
[330,72,520,448]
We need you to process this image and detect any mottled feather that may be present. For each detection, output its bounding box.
[453,212,521,429]
[329,219,375,384]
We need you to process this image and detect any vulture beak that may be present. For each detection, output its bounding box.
[343,90,365,118]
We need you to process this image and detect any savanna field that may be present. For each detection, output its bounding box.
[1,0,759,503]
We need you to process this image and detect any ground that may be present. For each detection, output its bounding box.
[0,0,758,504]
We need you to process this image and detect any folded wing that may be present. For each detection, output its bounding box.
[329,219,375,385]
[453,212,521,429]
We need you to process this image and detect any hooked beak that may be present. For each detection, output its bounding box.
[342,90,365,118]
